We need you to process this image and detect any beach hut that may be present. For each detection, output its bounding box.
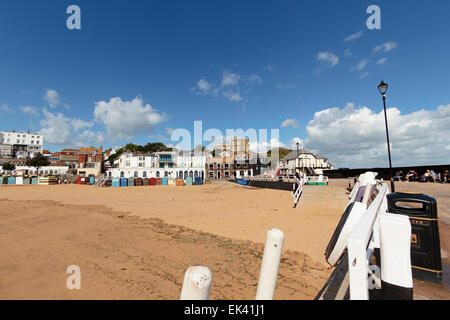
[7,176,16,185]
[31,176,38,185]
[89,176,95,184]
[112,177,120,187]
[150,178,156,186]
[135,178,143,186]
[1,176,7,184]
[38,176,57,185]
[168,177,174,186]
[175,178,184,186]
[127,177,135,187]
[185,177,193,186]
[194,177,203,185]
[156,178,162,186]
[143,178,150,186]
[120,177,127,187]
[15,176,24,185]
[161,177,168,186]
[23,177,31,185]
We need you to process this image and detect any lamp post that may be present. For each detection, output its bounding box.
[296,142,300,177]
[378,80,395,193]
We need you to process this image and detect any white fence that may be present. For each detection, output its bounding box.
[346,172,412,300]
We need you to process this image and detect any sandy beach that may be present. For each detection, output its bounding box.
[0,179,449,299]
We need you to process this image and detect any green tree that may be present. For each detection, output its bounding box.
[2,162,16,171]
[26,153,50,176]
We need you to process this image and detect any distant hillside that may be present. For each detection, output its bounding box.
[267,147,292,159]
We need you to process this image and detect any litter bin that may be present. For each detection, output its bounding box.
[387,192,442,283]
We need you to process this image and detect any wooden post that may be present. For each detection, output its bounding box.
[256,228,285,300]
[180,265,212,300]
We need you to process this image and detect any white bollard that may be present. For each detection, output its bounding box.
[255,228,285,300]
[180,265,212,300]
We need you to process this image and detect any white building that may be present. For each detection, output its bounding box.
[0,131,43,158]
[279,148,334,176]
[1,166,69,175]
[109,150,206,180]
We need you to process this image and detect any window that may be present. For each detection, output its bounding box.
[209,171,214,177]
[156,171,160,178]
[159,163,164,168]
[120,171,124,177]
[134,171,138,177]
[209,164,214,169]
[225,164,229,169]
[143,171,147,178]
[31,140,34,144]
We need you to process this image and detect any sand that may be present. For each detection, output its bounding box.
[0,179,448,299]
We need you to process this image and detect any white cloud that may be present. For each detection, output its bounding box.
[221,72,241,87]
[39,109,76,146]
[245,74,263,85]
[289,137,304,149]
[43,89,60,108]
[1,104,14,113]
[93,96,166,141]
[192,78,212,95]
[344,49,353,57]
[223,91,243,102]
[263,64,277,72]
[374,41,398,53]
[377,58,387,65]
[351,59,370,72]
[281,118,299,128]
[71,118,93,131]
[249,138,286,153]
[344,31,363,42]
[317,51,339,67]
[304,103,450,168]
[19,106,38,116]
[359,72,369,80]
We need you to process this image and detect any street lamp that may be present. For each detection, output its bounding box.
[378,80,395,192]
[296,142,300,177]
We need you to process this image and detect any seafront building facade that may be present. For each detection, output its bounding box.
[207,137,267,179]
[108,150,206,180]
[278,149,334,176]
[0,131,43,158]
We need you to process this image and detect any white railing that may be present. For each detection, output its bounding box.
[292,177,304,207]
[346,173,412,300]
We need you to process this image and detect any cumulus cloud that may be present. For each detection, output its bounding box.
[374,41,398,53]
[377,58,387,65]
[39,109,102,147]
[43,89,60,108]
[304,103,450,168]
[317,51,339,67]
[281,118,299,128]
[249,138,286,153]
[344,31,363,42]
[20,106,39,116]
[71,118,93,131]
[93,96,166,141]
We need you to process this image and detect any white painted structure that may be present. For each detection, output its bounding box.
[256,228,285,300]
[2,166,69,175]
[0,131,43,158]
[180,266,212,300]
[345,173,413,300]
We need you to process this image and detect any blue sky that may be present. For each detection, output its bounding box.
[1,0,450,167]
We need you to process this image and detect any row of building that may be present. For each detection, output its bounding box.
[1,131,334,180]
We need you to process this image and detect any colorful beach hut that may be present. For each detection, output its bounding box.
[156,178,162,185]
[23,177,31,185]
[168,177,174,186]
[7,176,16,185]
[135,178,143,186]
[161,177,168,186]
[185,177,193,186]
[120,177,127,187]
[150,178,156,186]
[143,178,150,186]
[112,177,120,187]
[175,178,184,186]
[127,177,135,186]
